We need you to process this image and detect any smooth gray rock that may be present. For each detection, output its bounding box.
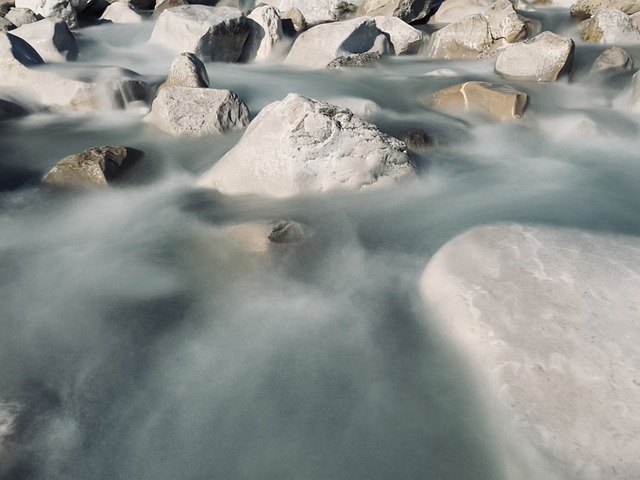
[159,52,209,89]
[358,0,432,24]
[372,15,423,54]
[4,7,38,27]
[149,5,250,62]
[241,5,283,62]
[495,31,574,81]
[10,17,77,61]
[197,93,417,198]
[42,145,129,187]
[580,7,640,43]
[420,223,640,480]
[591,45,634,72]
[145,86,250,137]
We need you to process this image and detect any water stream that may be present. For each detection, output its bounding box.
[1,5,640,480]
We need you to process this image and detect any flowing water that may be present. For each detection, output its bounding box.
[2,6,640,480]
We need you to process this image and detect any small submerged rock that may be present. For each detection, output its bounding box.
[591,45,634,72]
[224,219,313,253]
[197,93,417,198]
[42,145,130,188]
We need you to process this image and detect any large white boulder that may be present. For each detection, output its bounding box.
[10,17,77,62]
[197,93,416,198]
[240,5,284,62]
[99,2,146,23]
[358,0,432,23]
[149,5,250,62]
[371,15,423,54]
[145,86,250,137]
[495,31,574,81]
[580,7,640,43]
[570,0,640,19]
[283,17,390,68]
[420,223,640,480]
[14,0,78,29]
[259,0,364,26]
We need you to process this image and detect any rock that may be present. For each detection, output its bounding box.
[326,51,382,68]
[430,81,527,121]
[430,0,494,24]
[197,93,416,198]
[153,0,186,17]
[633,11,640,29]
[372,15,423,54]
[14,0,78,29]
[224,219,312,253]
[0,16,14,31]
[4,7,38,27]
[10,17,77,62]
[402,129,433,152]
[425,14,492,58]
[570,0,640,20]
[42,145,129,187]
[259,0,362,26]
[279,6,307,35]
[484,0,527,42]
[591,45,634,72]
[0,97,29,120]
[358,0,432,24]
[145,86,249,137]
[420,223,640,480]
[283,17,390,68]
[99,1,145,23]
[580,7,640,43]
[495,31,574,81]
[0,31,44,77]
[159,52,209,89]
[325,95,380,117]
[241,5,283,62]
[149,5,250,62]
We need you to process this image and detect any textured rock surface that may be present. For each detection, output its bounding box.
[420,223,640,480]
[570,0,640,19]
[10,17,77,62]
[4,7,38,27]
[283,17,389,68]
[259,0,362,26]
[591,45,634,72]
[495,31,574,81]
[358,0,431,24]
[153,0,186,17]
[149,5,250,62]
[197,93,417,198]
[14,0,78,29]
[42,145,129,187]
[100,2,145,23]
[159,52,209,89]
[580,7,640,43]
[145,86,250,137]
[431,0,494,24]
[372,15,423,54]
[430,81,527,121]
[241,5,283,62]
[484,0,527,43]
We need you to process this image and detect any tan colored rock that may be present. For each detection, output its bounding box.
[426,14,492,59]
[431,0,494,24]
[591,45,634,72]
[430,81,527,121]
[495,31,574,81]
[42,146,129,188]
[580,7,640,43]
[570,0,640,19]
[159,52,209,90]
[224,219,312,253]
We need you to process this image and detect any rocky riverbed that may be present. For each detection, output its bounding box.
[1,0,640,479]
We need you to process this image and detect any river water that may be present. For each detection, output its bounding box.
[1,5,640,480]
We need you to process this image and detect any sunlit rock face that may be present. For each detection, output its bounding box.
[420,223,640,480]
[197,93,417,198]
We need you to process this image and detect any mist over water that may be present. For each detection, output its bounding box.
[2,7,640,480]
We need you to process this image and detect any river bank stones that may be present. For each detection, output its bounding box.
[495,31,574,81]
[197,93,417,198]
[419,223,640,480]
[149,5,249,62]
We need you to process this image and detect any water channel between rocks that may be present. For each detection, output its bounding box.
[1,5,640,480]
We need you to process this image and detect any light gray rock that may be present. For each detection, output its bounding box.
[99,1,145,23]
[326,50,382,68]
[279,6,307,34]
[159,52,209,89]
[591,45,634,72]
[430,0,494,24]
[42,145,129,187]
[420,223,640,480]
[259,0,363,26]
[10,17,77,61]
[0,31,44,81]
[4,7,38,27]
[153,0,186,17]
[14,0,78,29]
[283,17,390,68]
[495,31,574,81]
[358,0,432,24]
[430,81,527,121]
[0,16,14,31]
[580,7,640,43]
[372,15,423,54]
[570,0,640,19]
[425,14,493,59]
[484,0,527,43]
[149,5,250,62]
[145,86,249,137]
[241,5,283,62]
[197,93,417,198]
